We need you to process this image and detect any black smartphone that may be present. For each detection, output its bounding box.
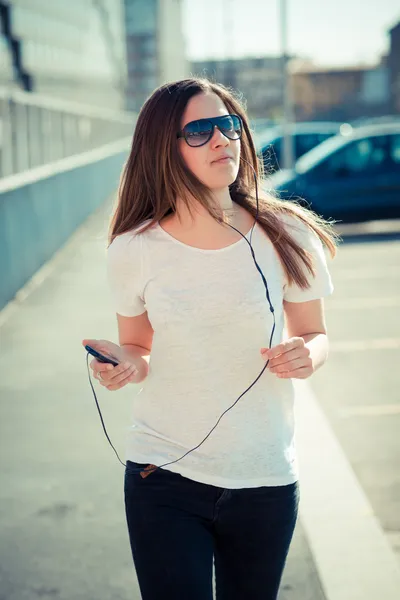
[85,345,119,367]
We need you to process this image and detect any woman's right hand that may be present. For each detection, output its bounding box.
[82,338,139,391]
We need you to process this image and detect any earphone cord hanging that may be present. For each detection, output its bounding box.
[86,168,276,476]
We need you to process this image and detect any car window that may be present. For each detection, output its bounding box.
[295,133,331,158]
[295,134,315,157]
[296,134,349,173]
[390,135,400,163]
[320,136,388,176]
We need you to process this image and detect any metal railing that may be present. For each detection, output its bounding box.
[0,88,136,177]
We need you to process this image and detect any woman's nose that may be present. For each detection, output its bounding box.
[210,126,229,148]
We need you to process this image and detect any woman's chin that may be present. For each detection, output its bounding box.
[208,178,236,191]
[208,170,238,190]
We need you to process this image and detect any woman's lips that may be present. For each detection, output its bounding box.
[212,156,232,164]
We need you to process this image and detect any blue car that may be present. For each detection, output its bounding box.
[269,123,400,223]
[255,122,344,173]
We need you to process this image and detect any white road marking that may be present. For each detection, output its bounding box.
[329,338,400,352]
[337,404,400,418]
[295,379,400,600]
[326,297,400,310]
[331,266,399,280]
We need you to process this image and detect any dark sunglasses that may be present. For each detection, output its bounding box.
[177,114,242,147]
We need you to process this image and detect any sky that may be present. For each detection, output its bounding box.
[182,0,400,67]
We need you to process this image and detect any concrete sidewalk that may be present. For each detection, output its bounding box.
[0,200,327,600]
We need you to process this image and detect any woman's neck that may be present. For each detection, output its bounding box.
[173,189,238,231]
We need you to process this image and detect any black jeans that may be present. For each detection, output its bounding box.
[124,460,299,600]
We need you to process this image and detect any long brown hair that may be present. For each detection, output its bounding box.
[109,77,339,288]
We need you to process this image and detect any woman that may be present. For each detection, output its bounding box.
[83,77,337,600]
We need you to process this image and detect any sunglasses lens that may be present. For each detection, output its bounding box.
[182,115,242,146]
[218,115,242,139]
[184,120,212,147]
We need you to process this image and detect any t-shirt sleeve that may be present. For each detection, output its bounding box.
[106,232,146,317]
[282,216,334,303]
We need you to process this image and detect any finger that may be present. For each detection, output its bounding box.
[93,369,105,383]
[262,337,304,360]
[90,359,112,376]
[268,346,310,368]
[270,357,311,374]
[107,361,133,379]
[106,370,137,391]
[96,364,115,379]
[107,362,137,384]
[275,366,312,379]
[90,358,107,371]
[90,363,113,383]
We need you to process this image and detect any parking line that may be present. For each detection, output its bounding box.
[331,266,399,280]
[329,338,400,352]
[326,297,400,310]
[294,379,400,600]
[337,404,400,418]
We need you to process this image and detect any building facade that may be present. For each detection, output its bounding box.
[124,0,188,112]
[191,56,284,119]
[291,65,392,122]
[288,20,400,123]
[0,0,128,110]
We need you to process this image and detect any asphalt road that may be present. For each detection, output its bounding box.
[0,205,399,600]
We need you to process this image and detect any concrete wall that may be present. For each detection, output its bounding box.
[0,139,130,311]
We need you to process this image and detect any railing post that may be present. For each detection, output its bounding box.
[1,96,14,176]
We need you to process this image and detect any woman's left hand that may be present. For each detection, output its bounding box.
[260,337,314,379]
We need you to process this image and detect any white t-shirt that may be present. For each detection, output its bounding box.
[107,214,334,488]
